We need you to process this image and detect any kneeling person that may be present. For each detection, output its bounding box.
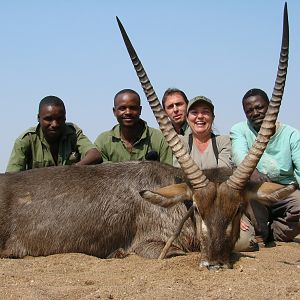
[95,89,172,164]
[6,96,101,172]
[231,88,300,245]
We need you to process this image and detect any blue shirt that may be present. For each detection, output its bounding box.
[230,121,300,186]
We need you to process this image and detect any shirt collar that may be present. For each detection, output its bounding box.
[247,120,282,139]
[110,119,148,141]
[180,122,189,135]
[36,123,70,145]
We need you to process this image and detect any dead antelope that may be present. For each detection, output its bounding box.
[0,3,295,271]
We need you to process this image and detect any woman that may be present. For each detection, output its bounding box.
[174,95,232,169]
[173,95,257,252]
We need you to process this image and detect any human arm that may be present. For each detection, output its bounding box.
[230,123,254,166]
[249,169,271,183]
[6,135,30,172]
[94,132,110,162]
[73,125,102,165]
[156,132,173,166]
[75,148,102,165]
[240,220,250,231]
[290,128,300,186]
[159,143,172,166]
[216,135,232,168]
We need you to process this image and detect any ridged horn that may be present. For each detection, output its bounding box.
[227,3,289,190]
[116,16,209,189]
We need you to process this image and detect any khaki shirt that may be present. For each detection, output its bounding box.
[173,134,232,170]
[94,120,172,165]
[6,123,96,172]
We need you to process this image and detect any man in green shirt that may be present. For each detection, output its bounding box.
[94,89,172,164]
[6,96,101,172]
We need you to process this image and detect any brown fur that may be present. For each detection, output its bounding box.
[0,161,199,259]
[141,168,296,269]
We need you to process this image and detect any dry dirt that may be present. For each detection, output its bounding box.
[0,239,299,300]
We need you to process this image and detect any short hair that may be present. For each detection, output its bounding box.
[39,96,66,114]
[242,88,269,105]
[114,89,141,106]
[162,88,188,108]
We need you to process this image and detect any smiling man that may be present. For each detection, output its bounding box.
[230,88,300,245]
[6,96,101,172]
[95,89,172,164]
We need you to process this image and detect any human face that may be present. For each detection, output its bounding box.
[243,95,268,132]
[164,93,187,129]
[38,105,66,143]
[113,92,141,127]
[187,102,214,138]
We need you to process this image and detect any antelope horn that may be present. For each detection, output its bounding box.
[116,17,209,189]
[227,3,289,190]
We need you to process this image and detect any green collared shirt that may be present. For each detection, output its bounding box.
[6,123,96,172]
[94,120,172,165]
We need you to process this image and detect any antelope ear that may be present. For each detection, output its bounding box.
[245,182,298,204]
[140,183,192,208]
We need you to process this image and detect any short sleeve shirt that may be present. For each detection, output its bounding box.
[6,123,96,172]
[94,120,172,165]
[230,121,300,186]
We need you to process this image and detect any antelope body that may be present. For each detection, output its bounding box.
[0,162,197,259]
[0,160,294,269]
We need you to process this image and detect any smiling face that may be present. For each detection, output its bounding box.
[113,92,142,127]
[187,102,214,138]
[163,93,188,131]
[243,95,269,132]
[38,104,66,143]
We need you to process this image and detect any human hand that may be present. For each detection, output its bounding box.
[240,219,250,231]
[250,169,271,183]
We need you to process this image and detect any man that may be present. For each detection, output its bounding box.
[230,88,300,244]
[95,89,172,164]
[6,96,101,172]
[162,88,189,135]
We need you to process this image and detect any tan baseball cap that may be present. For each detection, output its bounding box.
[187,96,214,114]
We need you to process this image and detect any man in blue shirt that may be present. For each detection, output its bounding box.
[231,88,300,244]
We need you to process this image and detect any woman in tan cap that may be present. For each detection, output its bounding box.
[173,95,232,169]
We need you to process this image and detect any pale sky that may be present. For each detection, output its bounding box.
[0,0,299,172]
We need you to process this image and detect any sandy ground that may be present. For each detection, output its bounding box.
[0,238,299,300]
